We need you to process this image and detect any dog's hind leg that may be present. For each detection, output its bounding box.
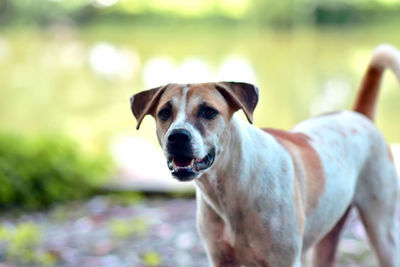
[355,157,400,267]
[311,207,351,267]
[356,198,400,267]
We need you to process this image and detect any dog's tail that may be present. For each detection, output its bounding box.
[353,44,400,121]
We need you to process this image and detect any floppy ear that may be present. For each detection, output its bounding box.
[130,85,168,129]
[216,82,259,124]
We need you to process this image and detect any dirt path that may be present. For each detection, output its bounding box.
[0,196,385,266]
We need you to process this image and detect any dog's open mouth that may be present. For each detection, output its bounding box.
[167,149,215,181]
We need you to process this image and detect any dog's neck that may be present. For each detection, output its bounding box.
[194,116,285,217]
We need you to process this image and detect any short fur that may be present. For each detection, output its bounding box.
[130,44,400,267]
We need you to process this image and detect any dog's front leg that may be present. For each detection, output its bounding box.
[196,195,240,267]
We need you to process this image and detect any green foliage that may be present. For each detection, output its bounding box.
[141,251,162,266]
[109,217,149,238]
[0,133,112,210]
[0,222,58,265]
[1,0,400,27]
[5,222,41,263]
[107,191,145,207]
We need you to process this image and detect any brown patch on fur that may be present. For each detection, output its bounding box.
[215,82,259,124]
[353,65,383,121]
[312,207,351,267]
[187,83,233,118]
[154,84,185,138]
[263,129,325,218]
[215,243,240,267]
[131,84,169,129]
[156,84,185,113]
[186,84,233,137]
[293,177,306,235]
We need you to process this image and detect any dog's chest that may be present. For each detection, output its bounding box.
[223,209,275,267]
[196,177,275,265]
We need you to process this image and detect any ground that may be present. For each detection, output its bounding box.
[0,195,392,267]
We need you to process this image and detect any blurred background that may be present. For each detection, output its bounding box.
[0,0,399,266]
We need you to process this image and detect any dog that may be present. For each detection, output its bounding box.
[130,44,400,267]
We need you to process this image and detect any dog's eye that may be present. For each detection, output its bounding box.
[199,107,218,120]
[158,108,171,121]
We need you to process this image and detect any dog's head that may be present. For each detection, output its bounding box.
[130,82,258,181]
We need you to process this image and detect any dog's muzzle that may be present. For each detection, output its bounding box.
[166,129,215,181]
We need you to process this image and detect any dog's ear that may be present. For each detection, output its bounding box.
[130,85,168,129]
[216,82,259,124]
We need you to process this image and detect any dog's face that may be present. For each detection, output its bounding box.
[131,82,258,181]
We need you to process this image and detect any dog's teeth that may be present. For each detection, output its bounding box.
[171,160,178,171]
[170,158,195,172]
[182,159,194,169]
[168,161,173,170]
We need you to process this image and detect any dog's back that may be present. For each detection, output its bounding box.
[261,45,400,266]
[293,44,400,266]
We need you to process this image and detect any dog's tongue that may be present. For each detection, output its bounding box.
[174,156,193,167]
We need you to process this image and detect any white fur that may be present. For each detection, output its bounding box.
[195,116,303,266]
[195,111,400,267]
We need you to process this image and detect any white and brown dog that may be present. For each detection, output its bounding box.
[130,44,400,267]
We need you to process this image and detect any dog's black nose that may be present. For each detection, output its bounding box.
[168,129,191,144]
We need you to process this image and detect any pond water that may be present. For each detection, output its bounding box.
[0,25,399,158]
